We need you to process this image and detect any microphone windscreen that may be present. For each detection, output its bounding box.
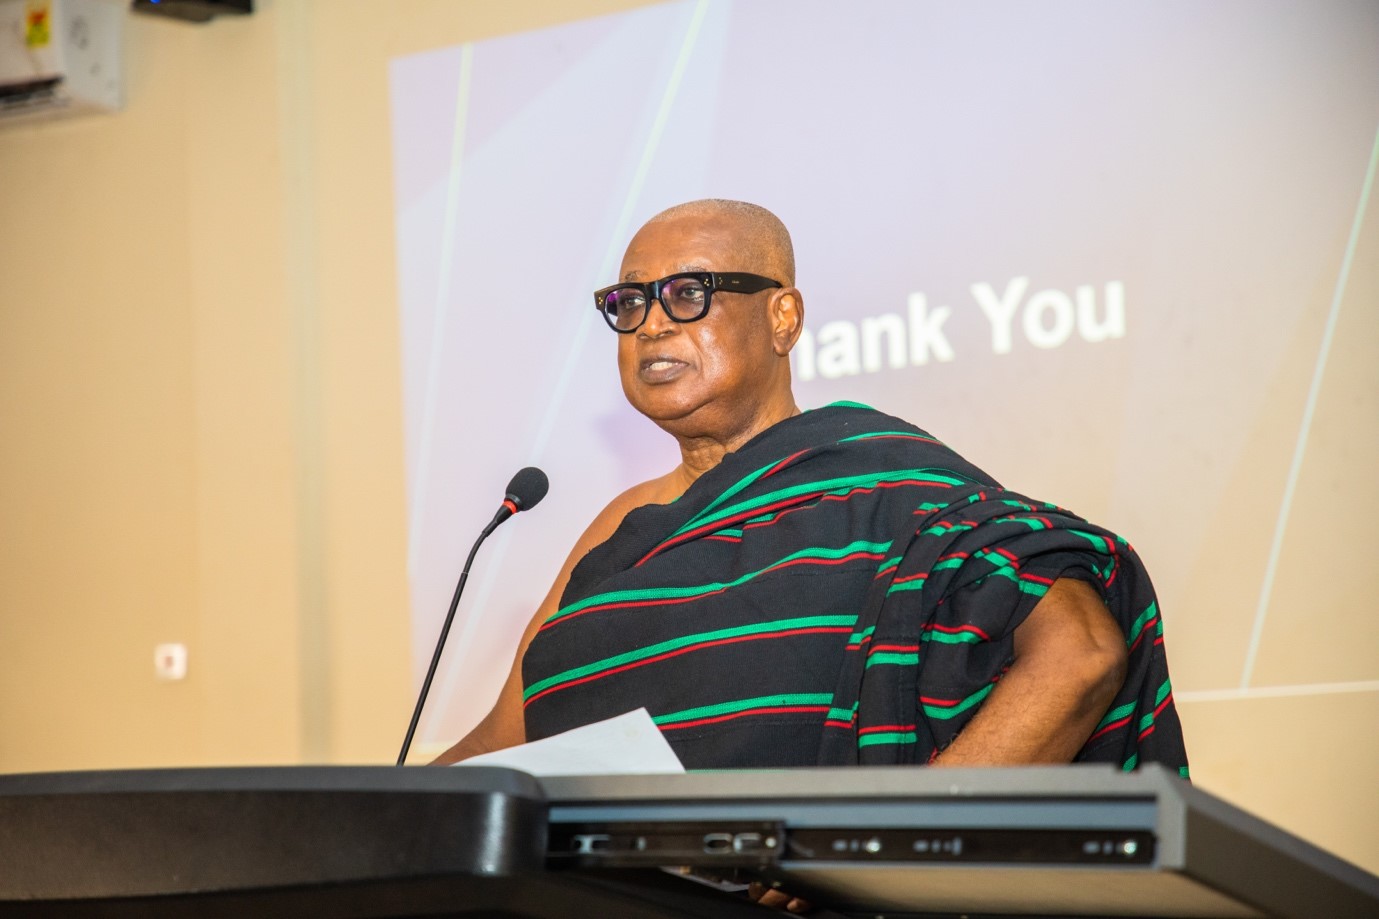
[505,466,549,511]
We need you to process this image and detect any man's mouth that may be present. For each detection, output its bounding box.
[639,356,689,382]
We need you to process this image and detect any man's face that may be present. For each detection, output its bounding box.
[615,214,780,439]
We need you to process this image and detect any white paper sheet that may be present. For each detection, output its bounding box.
[455,708,685,776]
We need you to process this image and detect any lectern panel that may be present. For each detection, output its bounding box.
[3,764,1376,918]
[0,767,545,902]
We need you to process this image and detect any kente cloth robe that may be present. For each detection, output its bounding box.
[522,403,1189,773]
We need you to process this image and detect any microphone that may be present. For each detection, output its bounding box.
[397,466,549,766]
[482,465,550,536]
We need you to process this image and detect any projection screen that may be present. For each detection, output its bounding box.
[388,0,1379,753]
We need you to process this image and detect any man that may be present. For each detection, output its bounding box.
[435,199,1187,777]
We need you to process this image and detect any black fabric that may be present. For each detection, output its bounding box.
[522,403,1188,774]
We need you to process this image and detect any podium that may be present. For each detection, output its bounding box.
[1,764,1376,918]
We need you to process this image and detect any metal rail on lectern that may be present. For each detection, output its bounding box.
[542,764,1379,918]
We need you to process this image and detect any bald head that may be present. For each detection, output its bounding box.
[640,199,795,286]
[613,198,805,448]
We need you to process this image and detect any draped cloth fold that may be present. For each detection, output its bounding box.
[522,403,1188,774]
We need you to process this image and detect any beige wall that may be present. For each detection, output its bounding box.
[0,0,658,766]
[1,0,1375,880]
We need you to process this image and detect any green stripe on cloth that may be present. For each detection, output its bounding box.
[921,682,995,720]
[923,629,986,645]
[857,731,918,747]
[685,441,822,528]
[839,431,937,443]
[1126,602,1158,645]
[847,625,876,644]
[654,692,834,725]
[1070,529,1115,553]
[998,516,1051,531]
[967,566,1051,598]
[675,469,972,539]
[865,651,920,668]
[920,521,975,537]
[1095,701,1136,731]
[1137,681,1173,732]
[548,541,892,622]
[525,614,858,699]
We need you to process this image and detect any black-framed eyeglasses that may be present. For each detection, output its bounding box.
[593,272,783,333]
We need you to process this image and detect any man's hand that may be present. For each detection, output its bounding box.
[933,577,1127,765]
[428,672,526,765]
[748,882,811,913]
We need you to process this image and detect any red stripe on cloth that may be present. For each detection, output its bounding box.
[920,673,1001,708]
[1128,616,1159,654]
[638,479,952,566]
[659,705,832,732]
[522,626,854,707]
[854,434,936,443]
[858,723,915,735]
[761,551,887,575]
[762,449,810,478]
[543,551,883,632]
[1086,716,1132,744]
[927,623,992,640]
[539,592,732,631]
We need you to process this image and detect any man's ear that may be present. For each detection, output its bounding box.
[769,287,805,356]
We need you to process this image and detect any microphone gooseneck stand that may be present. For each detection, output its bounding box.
[397,467,548,766]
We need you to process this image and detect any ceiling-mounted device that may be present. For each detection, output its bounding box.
[130,0,251,24]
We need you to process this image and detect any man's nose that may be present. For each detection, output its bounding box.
[637,296,677,337]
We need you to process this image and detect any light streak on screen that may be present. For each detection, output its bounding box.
[388,0,1379,750]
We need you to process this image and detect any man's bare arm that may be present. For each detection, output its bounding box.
[750,579,1126,916]
[933,577,1128,766]
[428,479,672,765]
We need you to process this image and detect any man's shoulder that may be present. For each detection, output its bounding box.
[576,470,684,551]
[616,468,687,508]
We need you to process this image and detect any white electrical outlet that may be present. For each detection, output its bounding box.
[154,643,187,681]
